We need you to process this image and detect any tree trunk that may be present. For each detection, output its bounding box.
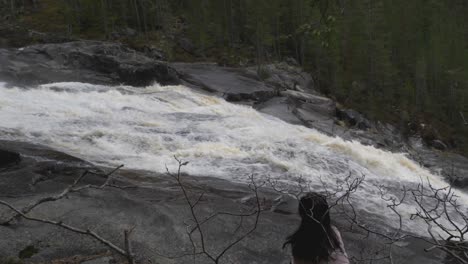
[133,0,142,33]
[100,0,108,38]
[10,0,14,15]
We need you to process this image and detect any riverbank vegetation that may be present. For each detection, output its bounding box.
[2,0,468,154]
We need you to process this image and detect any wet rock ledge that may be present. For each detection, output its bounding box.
[0,40,464,263]
[0,41,180,87]
[172,62,468,190]
[0,142,446,263]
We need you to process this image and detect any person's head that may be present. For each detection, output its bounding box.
[283,192,340,263]
[297,192,331,224]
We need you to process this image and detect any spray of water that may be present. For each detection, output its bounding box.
[0,81,466,236]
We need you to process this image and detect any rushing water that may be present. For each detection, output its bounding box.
[0,81,466,236]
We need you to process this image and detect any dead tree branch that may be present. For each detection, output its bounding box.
[163,156,264,264]
[0,165,137,264]
[1,164,125,226]
[268,169,468,264]
[409,178,468,263]
[0,199,133,260]
[124,226,136,264]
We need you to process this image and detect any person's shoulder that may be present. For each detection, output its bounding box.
[331,225,341,237]
[330,225,348,259]
[329,253,350,264]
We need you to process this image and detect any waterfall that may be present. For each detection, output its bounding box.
[1,81,466,236]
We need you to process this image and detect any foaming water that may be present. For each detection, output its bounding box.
[0,82,466,236]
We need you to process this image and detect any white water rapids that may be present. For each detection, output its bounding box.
[1,81,467,236]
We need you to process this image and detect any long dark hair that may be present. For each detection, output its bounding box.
[283,192,340,263]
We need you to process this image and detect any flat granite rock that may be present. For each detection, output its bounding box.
[172,62,274,95]
[0,41,180,87]
[0,141,448,264]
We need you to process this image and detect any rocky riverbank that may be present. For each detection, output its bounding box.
[0,141,445,264]
[0,41,179,87]
[0,40,466,263]
[171,62,468,190]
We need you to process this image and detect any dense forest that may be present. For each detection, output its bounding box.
[2,0,468,154]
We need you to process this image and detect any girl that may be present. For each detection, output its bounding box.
[284,192,349,264]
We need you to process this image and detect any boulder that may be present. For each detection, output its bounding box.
[171,62,273,95]
[336,108,372,130]
[408,139,468,189]
[0,41,180,87]
[140,45,167,61]
[248,63,315,92]
[255,97,303,125]
[285,57,299,66]
[172,63,315,103]
[430,140,448,151]
[177,36,197,55]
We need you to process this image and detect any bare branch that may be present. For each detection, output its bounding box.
[1,165,125,226]
[214,174,262,263]
[167,157,216,262]
[0,199,131,259]
[164,158,264,264]
[0,164,137,264]
[124,227,136,264]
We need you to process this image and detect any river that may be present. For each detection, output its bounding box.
[1,81,466,237]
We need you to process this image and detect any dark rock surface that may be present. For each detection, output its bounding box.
[172,62,378,142]
[172,62,275,99]
[172,62,468,189]
[0,142,447,263]
[336,108,372,130]
[0,41,467,263]
[407,138,468,189]
[0,149,20,168]
[176,37,197,56]
[0,41,180,87]
[430,139,448,151]
[139,45,167,61]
